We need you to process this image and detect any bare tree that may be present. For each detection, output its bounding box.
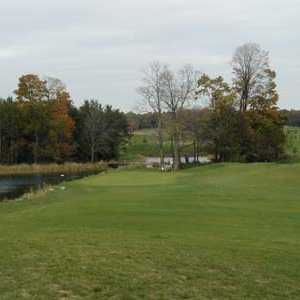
[45,77,67,100]
[162,65,199,170]
[232,43,269,112]
[137,61,166,168]
[81,100,104,163]
[178,108,208,164]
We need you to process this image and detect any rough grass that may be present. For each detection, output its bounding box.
[0,163,300,299]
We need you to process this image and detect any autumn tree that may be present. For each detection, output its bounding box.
[13,75,75,163]
[197,74,240,161]
[193,44,286,162]
[15,74,49,163]
[196,74,235,109]
[232,43,285,161]
[15,74,47,102]
[45,77,75,162]
[242,69,285,161]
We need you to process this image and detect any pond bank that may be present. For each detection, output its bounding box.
[0,163,110,201]
[0,170,106,201]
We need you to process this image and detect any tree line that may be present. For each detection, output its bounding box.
[137,43,286,169]
[280,110,300,127]
[128,109,299,132]
[0,42,288,168]
[0,75,129,164]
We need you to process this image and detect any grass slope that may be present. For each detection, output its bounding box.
[120,129,172,161]
[120,129,193,161]
[0,164,300,299]
[286,126,300,157]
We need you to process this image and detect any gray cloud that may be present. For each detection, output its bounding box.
[1,0,299,110]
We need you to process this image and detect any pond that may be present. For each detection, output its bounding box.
[145,156,210,166]
[0,171,101,201]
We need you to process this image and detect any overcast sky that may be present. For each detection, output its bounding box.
[1,0,299,110]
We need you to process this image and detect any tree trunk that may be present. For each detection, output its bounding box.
[169,123,180,169]
[0,130,2,164]
[173,131,181,170]
[171,111,181,170]
[91,142,95,163]
[157,115,165,168]
[34,131,39,164]
[193,140,196,164]
[214,146,218,162]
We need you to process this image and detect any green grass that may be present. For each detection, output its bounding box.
[120,129,173,161]
[1,164,300,299]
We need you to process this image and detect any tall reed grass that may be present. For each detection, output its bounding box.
[0,162,107,176]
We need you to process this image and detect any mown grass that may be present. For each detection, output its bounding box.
[0,163,300,299]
